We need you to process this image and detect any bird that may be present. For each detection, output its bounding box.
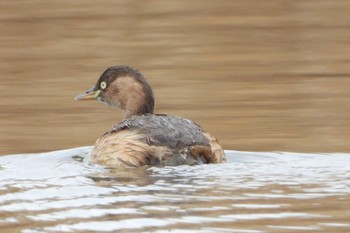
[75,65,226,168]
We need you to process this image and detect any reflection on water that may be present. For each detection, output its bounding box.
[1,148,350,232]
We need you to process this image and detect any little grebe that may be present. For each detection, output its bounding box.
[75,65,226,168]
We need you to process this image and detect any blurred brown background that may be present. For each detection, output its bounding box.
[1,0,350,155]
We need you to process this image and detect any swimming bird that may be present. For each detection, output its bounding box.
[75,65,226,168]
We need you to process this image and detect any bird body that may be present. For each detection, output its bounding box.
[75,66,226,168]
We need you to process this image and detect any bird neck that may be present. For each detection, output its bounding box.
[122,95,154,119]
[111,76,154,119]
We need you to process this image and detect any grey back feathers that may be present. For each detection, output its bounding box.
[107,114,210,149]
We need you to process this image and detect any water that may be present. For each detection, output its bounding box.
[1,1,350,232]
[2,0,350,154]
[1,148,350,232]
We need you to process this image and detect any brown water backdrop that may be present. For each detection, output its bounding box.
[1,0,350,154]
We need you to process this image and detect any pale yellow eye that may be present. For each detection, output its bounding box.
[100,81,107,89]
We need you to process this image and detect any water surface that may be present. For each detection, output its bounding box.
[1,148,349,232]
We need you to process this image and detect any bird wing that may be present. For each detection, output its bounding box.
[107,114,209,149]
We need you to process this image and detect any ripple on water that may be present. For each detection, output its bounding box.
[0,147,350,232]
